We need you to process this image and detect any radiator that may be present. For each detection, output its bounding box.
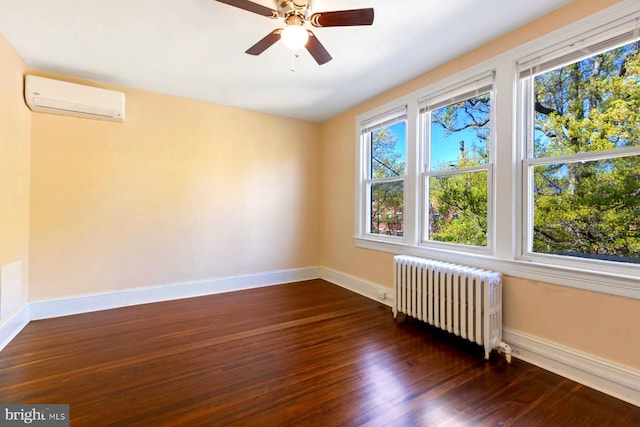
[393,255,509,361]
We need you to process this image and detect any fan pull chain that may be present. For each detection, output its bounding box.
[290,52,299,72]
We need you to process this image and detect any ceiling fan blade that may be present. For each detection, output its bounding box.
[305,31,332,65]
[214,0,277,18]
[310,8,374,27]
[246,30,282,55]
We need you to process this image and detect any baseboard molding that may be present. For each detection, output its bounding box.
[30,267,321,320]
[319,267,393,307]
[503,328,640,407]
[0,304,29,352]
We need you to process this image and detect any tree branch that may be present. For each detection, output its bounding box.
[534,102,557,115]
[371,156,400,177]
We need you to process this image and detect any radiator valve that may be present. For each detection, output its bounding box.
[498,342,512,364]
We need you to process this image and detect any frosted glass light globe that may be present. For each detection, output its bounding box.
[281,25,309,50]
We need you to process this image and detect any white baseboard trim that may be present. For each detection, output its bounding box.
[0,304,29,352]
[319,267,393,307]
[503,328,640,407]
[30,267,321,320]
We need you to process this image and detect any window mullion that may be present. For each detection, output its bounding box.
[404,102,419,246]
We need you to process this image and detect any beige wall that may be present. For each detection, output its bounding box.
[319,0,640,370]
[28,76,321,300]
[2,0,638,373]
[0,35,31,317]
[503,277,640,368]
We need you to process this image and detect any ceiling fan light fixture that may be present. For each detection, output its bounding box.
[281,25,309,50]
[215,0,374,65]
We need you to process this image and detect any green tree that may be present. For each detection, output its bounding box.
[429,94,490,246]
[532,41,640,261]
[370,126,405,236]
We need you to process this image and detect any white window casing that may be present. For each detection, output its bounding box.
[357,105,408,243]
[418,78,495,254]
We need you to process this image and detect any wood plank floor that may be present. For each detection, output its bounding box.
[0,279,638,426]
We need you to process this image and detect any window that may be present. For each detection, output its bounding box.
[354,2,640,297]
[521,35,640,264]
[421,80,494,248]
[360,107,407,238]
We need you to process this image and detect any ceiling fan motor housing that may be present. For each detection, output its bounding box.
[278,0,311,21]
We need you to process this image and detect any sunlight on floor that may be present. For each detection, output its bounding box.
[359,343,469,426]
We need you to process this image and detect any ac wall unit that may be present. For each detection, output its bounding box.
[24,75,125,123]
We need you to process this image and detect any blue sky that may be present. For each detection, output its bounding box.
[386,121,482,170]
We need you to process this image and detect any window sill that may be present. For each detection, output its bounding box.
[354,237,640,300]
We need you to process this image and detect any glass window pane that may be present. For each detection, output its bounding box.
[430,93,490,170]
[534,40,640,158]
[428,170,488,246]
[532,155,640,263]
[370,121,406,179]
[370,181,404,237]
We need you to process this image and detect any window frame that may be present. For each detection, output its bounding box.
[419,83,496,253]
[357,106,408,243]
[517,22,640,277]
[354,1,640,300]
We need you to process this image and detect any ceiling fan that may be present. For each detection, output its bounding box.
[214,0,374,65]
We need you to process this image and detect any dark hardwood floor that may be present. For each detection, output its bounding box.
[0,279,638,426]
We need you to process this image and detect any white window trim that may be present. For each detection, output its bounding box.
[419,78,496,253]
[356,75,496,251]
[519,49,640,280]
[355,104,409,243]
[354,0,640,300]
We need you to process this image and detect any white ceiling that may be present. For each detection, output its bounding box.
[1,0,574,122]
